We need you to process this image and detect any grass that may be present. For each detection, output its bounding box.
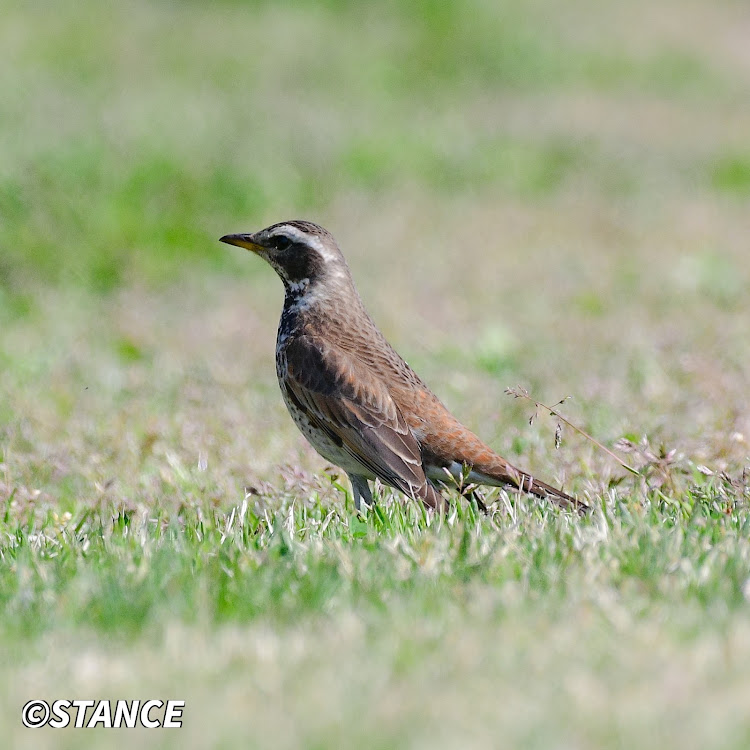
[3,485,750,748]
[2,0,750,747]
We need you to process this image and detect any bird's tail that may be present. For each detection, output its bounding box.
[472,460,589,514]
[518,472,587,513]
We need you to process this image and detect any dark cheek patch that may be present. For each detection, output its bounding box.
[282,249,321,283]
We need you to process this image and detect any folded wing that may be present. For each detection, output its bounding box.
[282,335,443,508]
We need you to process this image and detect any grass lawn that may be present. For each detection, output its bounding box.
[2,0,750,747]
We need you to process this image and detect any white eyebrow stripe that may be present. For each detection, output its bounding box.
[269,225,309,244]
[270,225,339,263]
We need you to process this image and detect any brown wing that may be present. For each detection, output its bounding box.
[283,335,442,507]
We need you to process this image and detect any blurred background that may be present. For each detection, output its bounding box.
[2,0,748,494]
[1,0,750,746]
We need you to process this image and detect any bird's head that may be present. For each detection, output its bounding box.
[220,220,350,295]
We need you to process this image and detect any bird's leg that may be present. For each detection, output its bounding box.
[435,478,486,513]
[347,473,374,512]
[461,486,488,513]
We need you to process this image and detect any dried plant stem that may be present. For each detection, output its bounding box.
[505,387,641,476]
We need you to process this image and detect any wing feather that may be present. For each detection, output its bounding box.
[283,335,429,496]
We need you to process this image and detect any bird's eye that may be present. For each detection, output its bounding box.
[274,236,292,251]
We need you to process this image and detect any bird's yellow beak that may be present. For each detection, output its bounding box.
[219,233,265,253]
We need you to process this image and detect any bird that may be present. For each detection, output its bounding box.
[220,221,585,513]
